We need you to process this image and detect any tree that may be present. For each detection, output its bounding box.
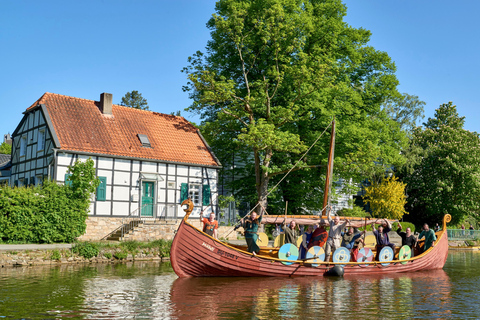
[383,93,425,135]
[401,102,480,226]
[363,175,407,220]
[0,142,11,155]
[184,0,405,213]
[120,90,149,110]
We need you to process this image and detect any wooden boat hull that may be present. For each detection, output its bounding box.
[170,214,450,278]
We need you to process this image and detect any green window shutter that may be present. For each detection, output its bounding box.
[180,183,188,202]
[202,184,211,206]
[97,176,107,201]
[65,174,72,187]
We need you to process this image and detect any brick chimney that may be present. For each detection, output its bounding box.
[100,93,113,115]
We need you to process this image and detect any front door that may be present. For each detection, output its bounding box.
[141,181,154,217]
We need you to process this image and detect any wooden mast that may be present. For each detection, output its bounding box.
[322,119,335,216]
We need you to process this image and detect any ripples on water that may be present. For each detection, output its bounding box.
[0,252,479,319]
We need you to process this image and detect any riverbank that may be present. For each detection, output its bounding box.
[0,241,171,268]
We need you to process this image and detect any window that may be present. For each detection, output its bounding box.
[137,134,151,147]
[180,183,210,206]
[96,176,107,201]
[167,181,175,189]
[20,136,27,157]
[37,130,45,151]
[36,175,43,186]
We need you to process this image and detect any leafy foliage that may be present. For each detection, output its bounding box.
[0,142,11,155]
[336,205,368,218]
[71,242,99,259]
[401,102,480,226]
[187,0,407,214]
[0,159,99,243]
[363,175,407,219]
[120,90,149,110]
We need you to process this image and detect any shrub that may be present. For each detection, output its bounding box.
[72,242,99,259]
[50,250,61,261]
[103,252,112,259]
[114,251,128,260]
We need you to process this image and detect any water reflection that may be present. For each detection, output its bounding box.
[2,252,480,319]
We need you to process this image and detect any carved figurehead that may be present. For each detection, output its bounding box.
[181,198,194,219]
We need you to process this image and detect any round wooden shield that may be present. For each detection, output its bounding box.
[256,232,269,247]
[364,235,376,248]
[379,246,394,266]
[333,247,350,266]
[278,243,299,265]
[274,234,285,248]
[356,247,373,267]
[297,236,304,248]
[399,245,412,265]
[306,246,325,267]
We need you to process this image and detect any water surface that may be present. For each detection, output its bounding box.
[0,251,479,319]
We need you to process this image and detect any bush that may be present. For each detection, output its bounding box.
[114,251,128,260]
[103,252,112,259]
[50,249,61,261]
[72,242,99,259]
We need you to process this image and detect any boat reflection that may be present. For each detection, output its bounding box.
[170,269,451,319]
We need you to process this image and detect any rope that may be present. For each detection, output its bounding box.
[221,120,334,238]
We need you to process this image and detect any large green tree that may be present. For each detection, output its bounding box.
[185,0,406,213]
[120,90,149,110]
[401,102,480,226]
[0,142,11,155]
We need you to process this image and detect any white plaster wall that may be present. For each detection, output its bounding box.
[97,157,113,169]
[112,186,130,201]
[158,163,167,174]
[113,202,129,216]
[57,153,74,166]
[189,167,202,178]
[142,162,157,172]
[114,171,131,186]
[177,165,188,176]
[168,164,175,175]
[96,202,112,215]
[115,159,131,171]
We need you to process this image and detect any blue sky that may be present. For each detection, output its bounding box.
[1,0,479,137]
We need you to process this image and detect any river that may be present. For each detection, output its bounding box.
[0,250,478,319]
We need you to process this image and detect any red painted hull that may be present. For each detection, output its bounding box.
[171,217,449,278]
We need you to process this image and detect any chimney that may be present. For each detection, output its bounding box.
[100,93,113,115]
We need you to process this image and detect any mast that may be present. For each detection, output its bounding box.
[322,119,335,216]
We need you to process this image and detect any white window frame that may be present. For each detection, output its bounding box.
[37,130,45,152]
[20,136,27,157]
[189,183,202,206]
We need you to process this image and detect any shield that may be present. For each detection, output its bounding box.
[379,246,394,266]
[306,246,325,267]
[256,232,269,247]
[274,234,285,248]
[278,243,299,265]
[399,245,412,265]
[333,247,350,266]
[356,247,373,267]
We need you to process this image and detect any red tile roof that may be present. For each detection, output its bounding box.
[27,92,220,167]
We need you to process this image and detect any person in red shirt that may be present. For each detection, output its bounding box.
[200,210,218,239]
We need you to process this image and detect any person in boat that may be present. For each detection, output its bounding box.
[307,222,328,249]
[341,227,365,250]
[434,223,440,232]
[351,236,365,261]
[299,224,314,259]
[240,209,264,256]
[418,223,436,252]
[396,223,417,256]
[282,219,298,245]
[325,214,349,262]
[200,210,218,239]
[371,219,396,261]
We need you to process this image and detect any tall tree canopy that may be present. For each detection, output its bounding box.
[120,90,149,110]
[401,102,480,226]
[184,0,407,213]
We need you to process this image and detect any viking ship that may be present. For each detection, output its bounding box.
[170,120,450,277]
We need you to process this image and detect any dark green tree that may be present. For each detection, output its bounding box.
[401,102,480,226]
[185,0,406,213]
[120,90,149,110]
